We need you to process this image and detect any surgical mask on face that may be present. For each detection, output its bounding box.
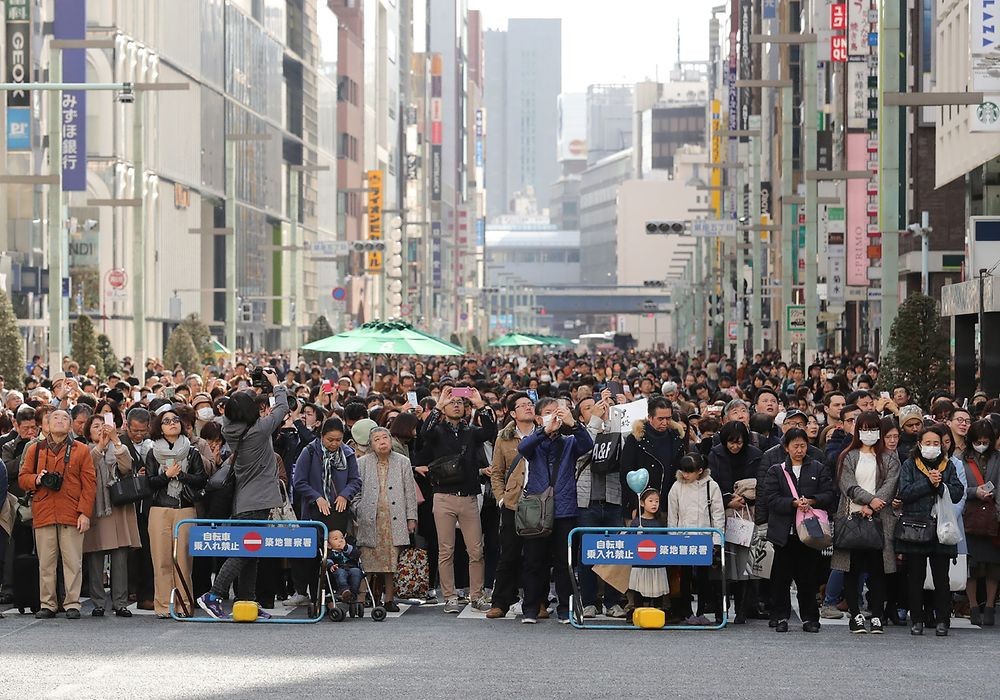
[919,445,941,460]
[541,414,554,428]
[814,413,826,425]
[540,375,552,383]
[859,430,880,446]
[974,443,989,455]
[197,407,214,421]
[449,369,460,379]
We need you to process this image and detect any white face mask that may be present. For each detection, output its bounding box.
[814,413,826,425]
[448,369,460,379]
[919,445,941,460]
[974,443,989,455]
[197,407,214,421]
[859,430,880,446]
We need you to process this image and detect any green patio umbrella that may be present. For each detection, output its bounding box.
[209,338,231,357]
[301,320,465,356]
[488,332,545,348]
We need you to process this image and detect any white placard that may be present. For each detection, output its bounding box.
[610,398,649,438]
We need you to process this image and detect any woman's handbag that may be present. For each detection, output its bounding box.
[963,461,1000,537]
[894,514,935,544]
[781,467,832,550]
[515,460,554,539]
[269,480,296,521]
[833,512,884,551]
[108,471,152,506]
[428,449,466,487]
[206,425,250,492]
[725,506,755,547]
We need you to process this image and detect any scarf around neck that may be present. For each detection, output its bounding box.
[914,455,945,481]
[153,435,192,500]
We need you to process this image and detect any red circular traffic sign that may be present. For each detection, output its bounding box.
[637,539,657,561]
[106,268,128,289]
[242,531,263,552]
[332,286,346,300]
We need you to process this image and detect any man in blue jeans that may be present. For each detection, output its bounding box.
[575,393,627,618]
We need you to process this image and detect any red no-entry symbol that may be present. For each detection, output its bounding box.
[243,531,263,552]
[637,539,657,561]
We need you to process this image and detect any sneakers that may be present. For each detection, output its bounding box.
[283,593,311,607]
[65,609,81,620]
[34,608,54,619]
[558,610,570,624]
[869,616,884,634]
[684,614,713,626]
[802,620,821,633]
[606,604,627,619]
[115,607,133,618]
[471,597,493,612]
[443,599,464,614]
[537,606,551,620]
[775,619,789,633]
[849,613,867,634]
[424,589,439,602]
[256,604,272,620]
[582,605,598,619]
[197,592,227,620]
[485,607,507,619]
[820,604,845,619]
[521,616,537,624]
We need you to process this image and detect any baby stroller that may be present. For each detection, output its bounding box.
[324,559,387,622]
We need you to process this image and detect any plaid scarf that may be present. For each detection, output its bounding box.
[322,446,346,501]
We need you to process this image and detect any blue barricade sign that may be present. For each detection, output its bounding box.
[189,525,317,559]
[579,533,714,566]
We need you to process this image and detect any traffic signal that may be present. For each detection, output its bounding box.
[350,240,386,252]
[645,221,687,235]
[643,280,666,287]
[240,302,252,323]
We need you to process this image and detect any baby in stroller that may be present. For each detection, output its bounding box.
[326,530,363,603]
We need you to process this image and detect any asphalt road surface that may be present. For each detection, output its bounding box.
[0,599,995,699]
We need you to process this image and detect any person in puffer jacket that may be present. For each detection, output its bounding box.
[666,453,725,625]
[516,397,594,623]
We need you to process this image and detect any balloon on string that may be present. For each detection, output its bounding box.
[626,468,649,494]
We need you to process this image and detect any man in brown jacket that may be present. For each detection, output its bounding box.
[485,391,537,619]
[18,409,96,619]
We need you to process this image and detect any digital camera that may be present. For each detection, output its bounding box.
[40,471,64,492]
[249,366,273,392]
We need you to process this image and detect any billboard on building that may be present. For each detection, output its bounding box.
[846,133,868,286]
[6,0,30,151]
[556,93,587,162]
[54,0,87,192]
[366,170,383,272]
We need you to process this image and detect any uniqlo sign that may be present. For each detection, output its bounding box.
[831,4,847,30]
[831,35,847,62]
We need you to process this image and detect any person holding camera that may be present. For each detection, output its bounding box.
[198,368,289,619]
[17,408,97,619]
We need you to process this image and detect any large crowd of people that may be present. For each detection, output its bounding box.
[1,348,998,635]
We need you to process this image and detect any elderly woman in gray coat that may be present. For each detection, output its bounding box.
[830,410,900,635]
[353,426,417,612]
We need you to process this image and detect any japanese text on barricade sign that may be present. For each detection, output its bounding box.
[580,534,714,566]
[189,526,316,558]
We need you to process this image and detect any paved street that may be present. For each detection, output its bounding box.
[0,600,995,699]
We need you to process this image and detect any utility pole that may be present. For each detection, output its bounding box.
[803,37,819,364]
[879,0,902,353]
[46,45,64,372]
[289,167,300,365]
[132,90,146,371]
[225,138,237,361]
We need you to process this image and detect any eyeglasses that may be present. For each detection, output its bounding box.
[952,417,972,425]
[514,402,534,411]
[973,440,991,447]
[161,417,181,425]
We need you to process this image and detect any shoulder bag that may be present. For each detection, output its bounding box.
[589,432,621,475]
[515,456,555,539]
[833,512,884,551]
[894,514,934,544]
[269,480,296,521]
[108,447,152,506]
[206,425,250,492]
[782,467,832,550]
[963,460,1000,537]
[428,446,467,487]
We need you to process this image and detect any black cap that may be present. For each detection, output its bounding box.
[783,409,808,425]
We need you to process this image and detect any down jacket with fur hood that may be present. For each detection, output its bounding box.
[619,418,686,520]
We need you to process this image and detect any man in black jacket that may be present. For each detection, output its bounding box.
[420,385,497,613]
[619,397,686,521]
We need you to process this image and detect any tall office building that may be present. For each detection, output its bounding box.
[484,18,561,220]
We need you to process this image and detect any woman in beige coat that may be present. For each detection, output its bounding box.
[830,411,900,634]
[353,427,418,612]
[82,415,141,617]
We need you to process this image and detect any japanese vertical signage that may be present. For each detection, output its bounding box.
[430,53,442,203]
[431,221,442,289]
[366,170,383,272]
[827,207,846,305]
[54,0,87,191]
[710,99,722,216]
[846,133,869,286]
[846,0,870,57]
[847,62,868,128]
[5,0,31,151]
[830,3,847,61]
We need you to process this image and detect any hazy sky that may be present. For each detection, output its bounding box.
[468,0,716,93]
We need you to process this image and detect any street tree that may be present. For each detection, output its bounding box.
[164,325,201,374]
[876,293,950,408]
[97,334,119,376]
[179,313,213,363]
[303,315,335,362]
[0,289,24,389]
[72,314,103,376]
